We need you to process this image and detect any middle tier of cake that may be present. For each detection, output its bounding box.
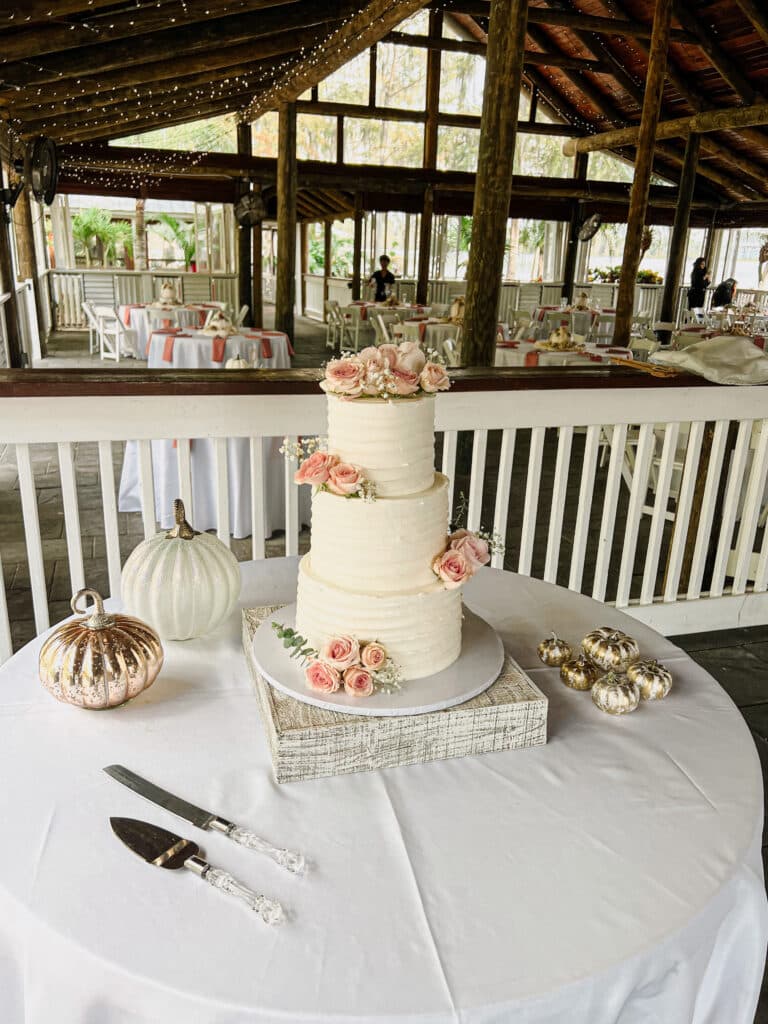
[309,472,450,594]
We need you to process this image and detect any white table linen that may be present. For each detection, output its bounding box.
[118,305,214,356]
[146,329,291,370]
[1,560,765,1024]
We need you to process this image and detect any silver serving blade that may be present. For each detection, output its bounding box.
[104,764,217,830]
[110,816,199,869]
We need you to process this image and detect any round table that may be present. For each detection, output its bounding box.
[1,560,765,1024]
[145,329,292,370]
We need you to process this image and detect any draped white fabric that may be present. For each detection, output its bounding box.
[0,561,765,1024]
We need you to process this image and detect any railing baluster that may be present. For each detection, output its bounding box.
[544,426,573,584]
[284,435,298,557]
[57,441,85,594]
[176,438,193,521]
[491,428,516,570]
[467,429,488,532]
[568,424,600,593]
[214,437,231,547]
[137,439,156,541]
[518,426,545,577]
[0,549,12,663]
[663,421,704,602]
[687,420,728,600]
[710,419,753,597]
[250,438,266,560]
[615,423,655,607]
[16,444,49,634]
[732,421,768,595]
[640,422,680,605]
[592,423,627,602]
[440,430,458,514]
[98,440,122,599]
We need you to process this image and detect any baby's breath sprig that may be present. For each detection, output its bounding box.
[373,659,403,693]
[279,435,327,462]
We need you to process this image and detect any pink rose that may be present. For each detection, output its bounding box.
[389,366,420,396]
[322,358,364,397]
[294,450,339,486]
[378,344,400,369]
[319,634,360,671]
[326,461,363,496]
[343,665,374,698]
[396,342,426,374]
[358,347,384,369]
[305,660,341,694]
[360,641,387,671]
[448,529,490,569]
[432,548,471,589]
[420,361,450,393]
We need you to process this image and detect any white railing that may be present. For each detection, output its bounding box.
[48,270,239,329]
[0,374,766,661]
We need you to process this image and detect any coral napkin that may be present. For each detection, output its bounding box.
[122,303,143,327]
[211,335,227,363]
[418,321,427,342]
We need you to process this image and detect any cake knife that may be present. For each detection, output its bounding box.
[104,765,305,874]
[110,817,284,924]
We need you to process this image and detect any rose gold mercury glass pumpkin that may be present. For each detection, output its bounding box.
[537,632,573,667]
[38,588,164,709]
[583,629,640,672]
[591,671,640,716]
[627,659,672,701]
[560,655,599,691]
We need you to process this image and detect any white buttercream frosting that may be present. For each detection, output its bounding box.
[296,555,462,680]
[326,394,435,497]
[310,474,450,594]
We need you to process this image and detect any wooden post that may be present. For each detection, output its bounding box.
[323,219,332,303]
[252,209,263,327]
[352,196,363,300]
[462,0,529,365]
[134,195,147,271]
[275,102,297,338]
[561,151,588,303]
[236,122,253,328]
[299,221,308,316]
[614,0,674,347]
[11,185,47,358]
[659,132,700,334]
[416,186,434,306]
[0,208,24,367]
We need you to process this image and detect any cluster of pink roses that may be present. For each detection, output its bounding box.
[321,342,450,400]
[432,529,491,589]
[304,635,388,698]
[293,450,366,496]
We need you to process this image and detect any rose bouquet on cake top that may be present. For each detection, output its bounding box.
[321,341,450,401]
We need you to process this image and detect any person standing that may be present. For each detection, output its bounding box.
[367,255,395,302]
[687,257,710,310]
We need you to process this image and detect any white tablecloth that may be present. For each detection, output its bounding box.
[146,329,292,370]
[118,305,215,355]
[1,560,765,1024]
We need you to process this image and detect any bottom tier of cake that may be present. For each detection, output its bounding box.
[295,555,463,680]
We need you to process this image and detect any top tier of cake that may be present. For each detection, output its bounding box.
[326,394,435,497]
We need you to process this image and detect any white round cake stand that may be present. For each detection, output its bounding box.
[251,604,505,717]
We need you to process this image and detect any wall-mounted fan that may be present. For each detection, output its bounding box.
[234,191,266,226]
[578,213,602,242]
[29,136,58,205]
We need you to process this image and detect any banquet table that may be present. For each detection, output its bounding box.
[347,302,431,321]
[1,558,765,1024]
[118,303,219,355]
[495,342,632,367]
[144,328,293,369]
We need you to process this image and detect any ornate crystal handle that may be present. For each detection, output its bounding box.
[186,858,284,924]
[226,826,306,875]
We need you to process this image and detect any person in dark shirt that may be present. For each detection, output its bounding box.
[367,254,395,302]
[711,278,737,308]
[687,257,710,310]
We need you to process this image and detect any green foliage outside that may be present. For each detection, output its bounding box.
[71,208,133,267]
[150,214,196,270]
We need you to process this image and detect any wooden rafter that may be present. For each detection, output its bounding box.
[733,0,768,48]
[385,30,606,70]
[672,0,759,104]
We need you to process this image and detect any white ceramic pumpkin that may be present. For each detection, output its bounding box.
[225,355,250,370]
[121,499,241,640]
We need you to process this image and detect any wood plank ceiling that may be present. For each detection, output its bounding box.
[0,0,767,217]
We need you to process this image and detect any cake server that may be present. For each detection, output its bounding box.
[103,764,305,874]
[110,817,284,924]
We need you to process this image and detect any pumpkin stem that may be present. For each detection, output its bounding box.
[71,588,114,630]
[167,499,199,540]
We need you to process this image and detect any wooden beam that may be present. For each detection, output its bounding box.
[244,0,432,121]
[423,11,443,170]
[462,0,528,365]
[561,152,588,303]
[734,0,768,47]
[385,30,606,69]
[673,0,758,104]
[416,186,434,304]
[614,0,673,347]
[275,103,297,338]
[13,0,118,20]
[659,133,701,335]
[564,101,768,155]
[352,195,363,300]
[252,201,264,328]
[323,220,332,305]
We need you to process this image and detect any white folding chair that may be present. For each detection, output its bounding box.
[234,304,249,329]
[147,307,179,330]
[593,313,616,344]
[442,337,461,367]
[569,310,594,345]
[94,305,139,362]
[430,303,450,317]
[324,301,338,350]
[374,313,398,346]
[346,305,373,352]
[81,300,100,355]
[330,301,353,349]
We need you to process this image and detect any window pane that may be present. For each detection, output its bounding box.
[344,118,423,167]
[437,125,479,172]
[588,151,634,183]
[319,50,369,103]
[439,52,485,115]
[297,114,336,162]
[376,43,426,110]
[252,112,279,158]
[113,114,237,152]
[399,10,429,33]
[514,133,574,177]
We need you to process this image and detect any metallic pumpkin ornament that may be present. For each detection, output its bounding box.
[38,588,164,709]
[537,632,573,667]
[559,655,599,691]
[591,671,640,716]
[583,629,640,673]
[627,659,672,701]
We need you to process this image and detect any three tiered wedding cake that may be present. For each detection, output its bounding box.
[290,342,490,694]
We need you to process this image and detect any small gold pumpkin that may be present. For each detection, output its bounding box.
[537,632,572,667]
[560,655,599,691]
[38,588,164,709]
[592,671,640,716]
[584,629,640,672]
[582,626,621,661]
[627,659,672,701]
